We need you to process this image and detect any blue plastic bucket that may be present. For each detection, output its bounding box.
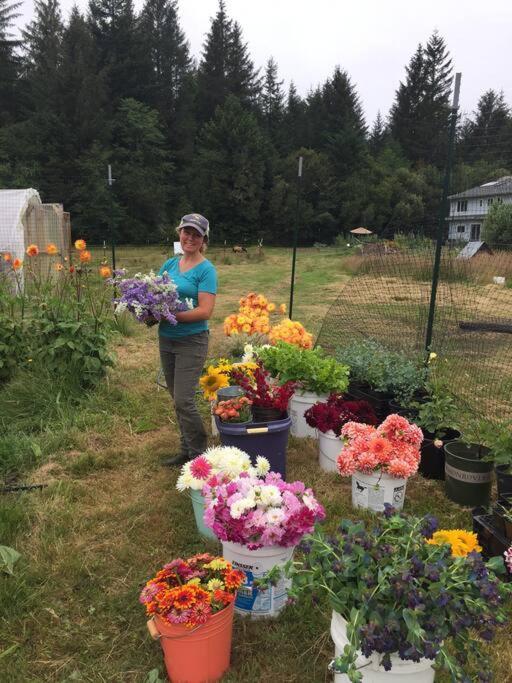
[190,489,217,540]
[215,414,291,480]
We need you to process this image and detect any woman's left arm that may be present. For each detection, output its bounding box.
[175,292,216,322]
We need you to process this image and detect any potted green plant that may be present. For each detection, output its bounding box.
[410,387,461,481]
[257,342,349,438]
[336,340,428,419]
[261,508,511,682]
[475,420,512,497]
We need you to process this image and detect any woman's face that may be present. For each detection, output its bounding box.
[179,227,204,254]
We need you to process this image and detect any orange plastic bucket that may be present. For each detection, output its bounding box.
[147,601,234,683]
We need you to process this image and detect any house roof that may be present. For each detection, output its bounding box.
[350,227,373,234]
[457,241,492,259]
[449,176,512,200]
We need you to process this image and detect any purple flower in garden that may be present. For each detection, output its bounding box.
[111,270,189,324]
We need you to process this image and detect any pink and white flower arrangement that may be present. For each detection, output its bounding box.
[202,471,325,549]
[176,446,271,492]
[337,413,423,479]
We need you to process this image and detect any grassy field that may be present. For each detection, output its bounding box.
[1,246,510,682]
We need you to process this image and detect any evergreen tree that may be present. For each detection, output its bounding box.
[140,0,191,126]
[369,110,387,154]
[22,0,64,109]
[282,81,305,152]
[196,1,259,122]
[389,44,426,161]
[88,0,152,103]
[196,0,231,122]
[0,0,21,124]
[319,66,368,180]
[192,95,267,242]
[260,56,284,144]
[459,90,511,164]
[111,98,173,241]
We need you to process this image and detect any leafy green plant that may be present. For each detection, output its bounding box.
[411,389,459,437]
[258,342,349,394]
[0,316,29,383]
[0,545,21,576]
[260,510,511,683]
[474,420,512,473]
[336,339,428,402]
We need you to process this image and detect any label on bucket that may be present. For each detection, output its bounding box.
[353,477,405,512]
[445,463,493,484]
[230,559,289,616]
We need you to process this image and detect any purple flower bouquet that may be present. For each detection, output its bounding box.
[111,269,191,324]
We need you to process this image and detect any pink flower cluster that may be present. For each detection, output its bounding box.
[337,414,423,479]
[202,472,325,550]
[504,546,512,574]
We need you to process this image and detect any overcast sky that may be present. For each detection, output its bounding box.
[15,0,512,126]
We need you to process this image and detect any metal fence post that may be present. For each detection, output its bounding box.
[289,155,303,319]
[424,73,461,353]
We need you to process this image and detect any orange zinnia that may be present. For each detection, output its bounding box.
[13,258,23,270]
[172,586,197,610]
[79,250,92,263]
[99,265,111,278]
[26,244,39,257]
[3,252,11,262]
[74,239,86,251]
[46,243,58,255]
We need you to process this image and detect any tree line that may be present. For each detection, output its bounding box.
[1,0,511,244]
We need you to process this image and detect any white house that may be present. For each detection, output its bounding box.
[447,176,512,242]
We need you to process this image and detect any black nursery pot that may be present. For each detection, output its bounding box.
[473,513,511,563]
[419,428,461,481]
[495,464,512,498]
[444,440,493,507]
[346,383,392,420]
[251,405,286,423]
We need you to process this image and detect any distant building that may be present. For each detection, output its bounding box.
[447,176,512,242]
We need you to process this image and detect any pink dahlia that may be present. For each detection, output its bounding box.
[190,456,212,480]
[387,457,417,478]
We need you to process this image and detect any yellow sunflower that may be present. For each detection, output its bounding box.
[199,366,230,400]
[427,529,482,557]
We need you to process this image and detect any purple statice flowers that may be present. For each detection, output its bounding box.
[111,270,191,324]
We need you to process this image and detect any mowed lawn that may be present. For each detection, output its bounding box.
[1,247,510,682]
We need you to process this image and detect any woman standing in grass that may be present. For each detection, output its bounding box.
[158,214,217,466]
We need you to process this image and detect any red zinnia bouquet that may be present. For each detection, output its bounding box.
[139,554,245,629]
[304,394,378,436]
[231,365,296,412]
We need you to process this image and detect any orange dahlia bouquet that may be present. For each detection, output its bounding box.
[139,554,245,629]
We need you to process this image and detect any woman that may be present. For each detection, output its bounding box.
[158,213,217,466]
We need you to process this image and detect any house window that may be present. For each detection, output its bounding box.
[479,200,483,207]
[457,200,468,212]
[497,197,503,204]
[488,198,494,206]
[470,224,481,240]
[457,225,466,234]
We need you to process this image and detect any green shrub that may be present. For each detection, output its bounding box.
[0,317,29,384]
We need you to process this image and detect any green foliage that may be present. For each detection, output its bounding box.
[483,203,512,246]
[260,512,511,683]
[0,316,28,383]
[336,340,428,403]
[411,381,459,436]
[0,545,21,575]
[475,420,512,472]
[257,341,349,394]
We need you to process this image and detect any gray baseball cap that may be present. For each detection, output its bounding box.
[178,213,210,237]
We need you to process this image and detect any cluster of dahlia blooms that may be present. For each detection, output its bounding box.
[203,471,325,549]
[337,414,423,479]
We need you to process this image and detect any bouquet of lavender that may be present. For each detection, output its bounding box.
[111,269,191,325]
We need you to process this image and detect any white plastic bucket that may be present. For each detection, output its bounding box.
[331,611,435,682]
[289,391,327,439]
[318,430,343,472]
[351,471,407,512]
[221,541,293,618]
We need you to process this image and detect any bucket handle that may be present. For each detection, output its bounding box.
[147,617,202,640]
[246,427,269,434]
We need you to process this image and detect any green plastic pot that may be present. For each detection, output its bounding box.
[444,440,493,507]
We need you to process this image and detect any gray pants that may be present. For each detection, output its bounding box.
[159,332,209,459]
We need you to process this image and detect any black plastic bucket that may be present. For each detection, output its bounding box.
[346,384,391,420]
[444,440,492,507]
[251,406,285,423]
[419,428,461,480]
[215,414,291,480]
